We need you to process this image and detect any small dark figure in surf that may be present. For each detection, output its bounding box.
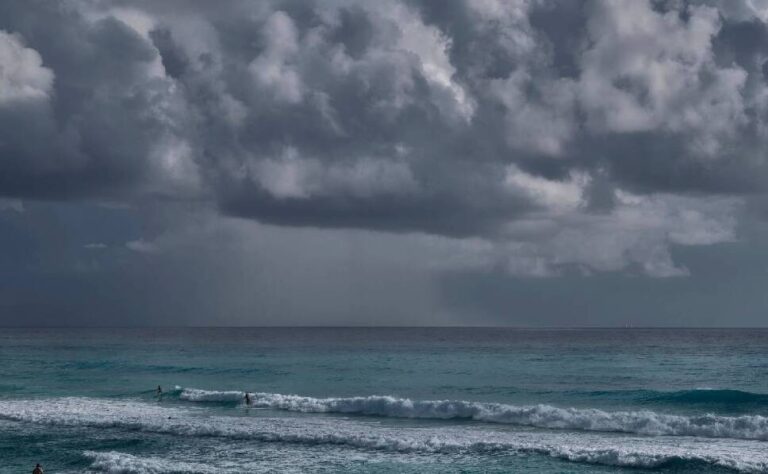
[244,391,252,406]
[156,385,163,399]
[32,464,43,474]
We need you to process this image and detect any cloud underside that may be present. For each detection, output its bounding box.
[0,0,766,277]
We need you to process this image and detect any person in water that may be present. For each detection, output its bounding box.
[244,391,252,406]
[156,385,163,399]
[32,464,43,474]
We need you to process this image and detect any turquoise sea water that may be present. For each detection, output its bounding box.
[1,328,768,473]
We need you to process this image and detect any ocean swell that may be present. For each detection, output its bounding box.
[178,387,768,440]
[642,389,768,407]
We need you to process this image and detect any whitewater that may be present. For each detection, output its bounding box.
[1,397,767,473]
[177,387,768,440]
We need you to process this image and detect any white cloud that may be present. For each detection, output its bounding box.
[149,135,202,197]
[707,0,768,22]
[504,165,589,213]
[578,1,747,155]
[491,191,742,277]
[490,73,578,156]
[467,0,576,156]
[0,31,53,104]
[249,11,304,104]
[251,147,418,199]
[384,3,475,122]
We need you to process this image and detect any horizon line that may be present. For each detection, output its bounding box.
[3,325,768,330]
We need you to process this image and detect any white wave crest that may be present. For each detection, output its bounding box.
[1,398,767,472]
[178,387,243,403]
[179,388,768,440]
[84,451,216,474]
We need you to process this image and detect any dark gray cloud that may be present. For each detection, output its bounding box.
[0,3,193,199]
[2,0,768,322]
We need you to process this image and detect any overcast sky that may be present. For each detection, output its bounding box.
[2,0,768,326]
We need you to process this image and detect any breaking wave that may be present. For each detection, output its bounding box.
[80,448,767,474]
[0,398,766,472]
[177,387,768,440]
[83,451,217,474]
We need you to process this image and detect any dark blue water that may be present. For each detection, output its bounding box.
[1,328,767,473]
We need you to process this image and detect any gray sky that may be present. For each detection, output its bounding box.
[1,0,768,326]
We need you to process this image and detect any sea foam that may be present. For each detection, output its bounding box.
[178,387,768,440]
[84,451,217,474]
[0,398,766,472]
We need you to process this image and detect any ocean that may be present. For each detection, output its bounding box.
[1,327,767,473]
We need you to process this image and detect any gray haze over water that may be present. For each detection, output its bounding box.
[1,0,768,326]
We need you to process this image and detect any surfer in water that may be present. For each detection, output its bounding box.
[244,391,252,406]
[32,464,43,474]
[156,385,163,400]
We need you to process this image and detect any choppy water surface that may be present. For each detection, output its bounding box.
[1,328,768,473]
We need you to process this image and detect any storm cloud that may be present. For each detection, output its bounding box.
[2,0,768,325]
